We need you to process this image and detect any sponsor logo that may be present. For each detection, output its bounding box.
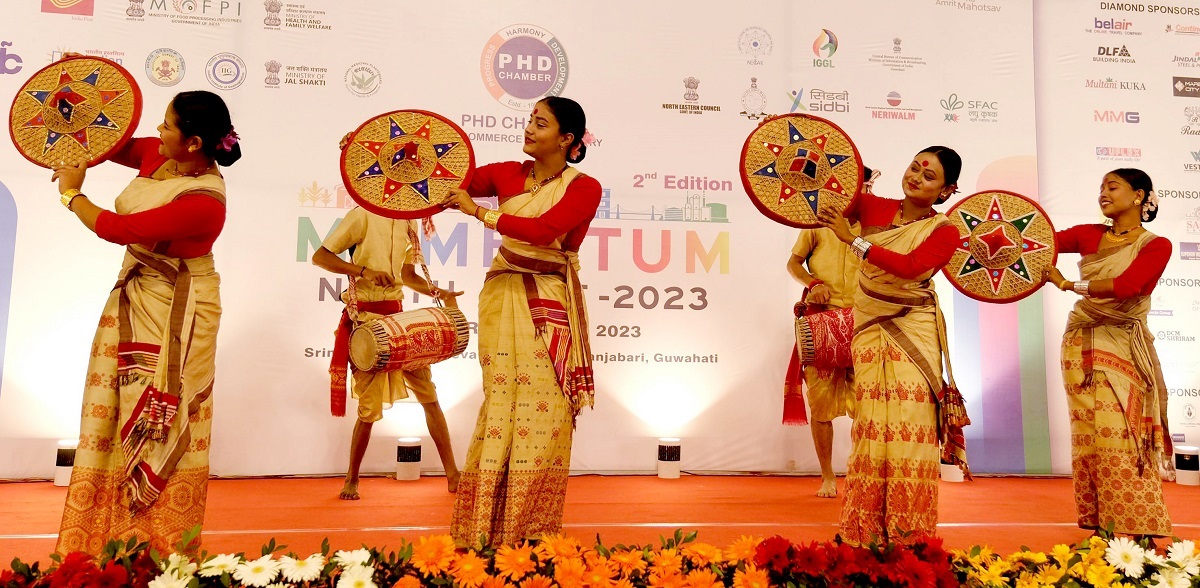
[42,0,93,15]
[0,42,23,75]
[480,24,568,110]
[1095,45,1136,63]
[941,93,963,122]
[1157,277,1200,287]
[263,0,281,26]
[739,77,768,120]
[934,0,1001,11]
[866,91,921,120]
[266,2,330,30]
[941,93,998,123]
[738,27,772,65]
[278,62,326,88]
[1101,2,1200,15]
[297,181,355,208]
[1186,149,1200,172]
[812,29,838,68]
[1184,106,1200,135]
[1175,76,1200,98]
[205,52,246,91]
[264,60,281,87]
[662,77,721,116]
[51,48,125,65]
[1094,109,1140,123]
[1161,188,1200,199]
[141,0,243,25]
[1087,17,1139,35]
[1188,404,1197,422]
[1173,54,1200,68]
[1157,329,1197,341]
[1185,206,1200,233]
[1084,76,1146,90]
[344,62,381,97]
[1150,295,1171,316]
[1181,242,1200,260]
[1167,24,1200,36]
[1095,146,1142,161]
[794,88,849,113]
[145,48,185,87]
[126,0,146,17]
[868,37,928,71]
[786,89,806,112]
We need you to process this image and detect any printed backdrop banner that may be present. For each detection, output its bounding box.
[1,0,1195,479]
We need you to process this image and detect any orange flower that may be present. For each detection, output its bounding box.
[609,550,649,577]
[392,574,423,588]
[410,535,457,577]
[495,543,538,581]
[553,556,587,588]
[681,543,722,567]
[519,573,555,588]
[650,549,683,575]
[481,576,513,588]
[452,551,491,588]
[732,566,770,588]
[684,569,722,588]
[581,559,616,588]
[612,579,635,588]
[535,534,582,563]
[725,536,763,563]
[648,569,685,588]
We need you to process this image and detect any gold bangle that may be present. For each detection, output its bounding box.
[1058,279,1070,291]
[482,209,502,231]
[60,189,83,210]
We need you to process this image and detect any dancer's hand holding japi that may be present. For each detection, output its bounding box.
[51,160,88,195]
[441,188,480,217]
[1041,266,1068,291]
[816,204,855,244]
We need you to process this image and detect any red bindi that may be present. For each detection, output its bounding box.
[920,160,930,167]
[532,108,539,115]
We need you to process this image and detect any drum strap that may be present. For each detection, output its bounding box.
[329,298,402,417]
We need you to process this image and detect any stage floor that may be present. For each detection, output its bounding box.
[2,474,1198,562]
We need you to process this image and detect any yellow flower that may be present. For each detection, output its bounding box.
[494,544,537,581]
[1088,536,1109,552]
[451,551,491,588]
[973,561,1009,586]
[1013,571,1040,588]
[1037,564,1066,585]
[683,569,723,588]
[392,574,423,588]
[725,536,762,563]
[535,534,582,563]
[410,535,457,577]
[554,556,587,588]
[1085,563,1119,588]
[651,549,683,575]
[681,544,722,568]
[1050,544,1073,564]
[519,574,555,588]
[609,551,648,578]
[731,565,770,588]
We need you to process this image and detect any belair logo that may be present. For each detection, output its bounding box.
[941,93,963,122]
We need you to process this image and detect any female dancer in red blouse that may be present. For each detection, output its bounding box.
[440,96,601,546]
[1044,168,1172,540]
[50,90,240,555]
[816,146,967,545]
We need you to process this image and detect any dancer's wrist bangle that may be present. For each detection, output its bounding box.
[1072,280,1090,296]
[482,209,502,231]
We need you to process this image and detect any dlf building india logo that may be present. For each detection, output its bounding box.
[480,24,568,110]
[42,0,94,15]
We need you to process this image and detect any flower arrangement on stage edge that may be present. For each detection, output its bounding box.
[2,527,1197,588]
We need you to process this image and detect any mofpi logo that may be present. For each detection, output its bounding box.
[480,24,568,110]
[0,41,22,75]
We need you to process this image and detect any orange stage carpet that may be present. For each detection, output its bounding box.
[2,475,1197,563]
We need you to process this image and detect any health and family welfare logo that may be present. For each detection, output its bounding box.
[145,48,184,87]
[481,24,568,111]
[42,0,94,15]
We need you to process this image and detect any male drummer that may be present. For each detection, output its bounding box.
[782,168,873,498]
[312,206,462,498]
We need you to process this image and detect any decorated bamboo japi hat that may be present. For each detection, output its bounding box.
[739,113,863,228]
[339,109,475,219]
[941,190,1059,303]
[9,55,142,168]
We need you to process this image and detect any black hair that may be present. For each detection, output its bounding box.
[171,90,241,166]
[1109,168,1157,222]
[539,96,587,163]
[918,145,962,205]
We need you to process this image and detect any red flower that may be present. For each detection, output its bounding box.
[92,561,129,588]
[752,536,792,572]
[48,552,98,588]
[128,552,159,587]
[788,542,829,577]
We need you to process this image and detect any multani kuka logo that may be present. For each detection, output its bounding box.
[480,24,568,110]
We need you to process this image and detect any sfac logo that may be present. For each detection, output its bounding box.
[0,41,22,75]
[1094,110,1139,123]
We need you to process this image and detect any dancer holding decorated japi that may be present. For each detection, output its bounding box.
[816,147,969,545]
[52,90,240,555]
[784,168,878,498]
[439,96,601,547]
[1043,168,1172,539]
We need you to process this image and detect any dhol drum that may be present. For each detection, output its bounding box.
[795,306,854,370]
[349,306,470,373]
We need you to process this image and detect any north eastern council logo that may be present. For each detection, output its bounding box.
[145,48,184,87]
[206,52,246,90]
[480,24,568,110]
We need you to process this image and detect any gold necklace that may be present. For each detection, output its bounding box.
[168,161,215,177]
[1103,224,1140,243]
[528,165,568,194]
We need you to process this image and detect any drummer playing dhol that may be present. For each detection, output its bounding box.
[312,198,463,498]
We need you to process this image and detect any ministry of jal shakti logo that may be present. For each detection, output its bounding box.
[480,24,568,110]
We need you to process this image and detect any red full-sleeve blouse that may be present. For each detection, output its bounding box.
[1056,224,1171,298]
[467,161,602,252]
[846,192,959,279]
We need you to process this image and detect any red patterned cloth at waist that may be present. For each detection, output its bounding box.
[329,299,403,417]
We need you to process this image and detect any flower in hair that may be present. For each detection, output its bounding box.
[1142,190,1159,221]
[862,168,881,194]
[217,129,239,152]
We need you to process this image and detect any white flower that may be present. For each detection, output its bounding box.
[1167,540,1200,575]
[1150,568,1191,588]
[233,555,283,587]
[162,553,198,578]
[1106,536,1147,578]
[266,584,294,588]
[332,548,372,568]
[1145,550,1167,568]
[147,573,191,588]
[198,554,242,577]
[336,565,377,588]
[280,554,326,583]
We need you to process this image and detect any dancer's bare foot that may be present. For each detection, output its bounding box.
[816,477,837,498]
[446,471,460,493]
[339,479,361,500]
